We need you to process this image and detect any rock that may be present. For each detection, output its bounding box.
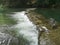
[25,11,28,14]
[36,25,49,34]
[49,18,57,29]
[41,26,49,34]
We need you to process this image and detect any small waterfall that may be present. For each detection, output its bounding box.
[12,11,38,45]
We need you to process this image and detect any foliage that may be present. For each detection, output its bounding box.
[0,0,60,8]
[0,4,6,13]
[37,0,60,8]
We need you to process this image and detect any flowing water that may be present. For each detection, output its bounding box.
[11,11,54,45]
[0,10,55,45]
[12,11,38,45]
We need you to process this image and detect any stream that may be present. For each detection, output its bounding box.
[12,11,38,45]
[0,10,54,45]
[12,11,53,45]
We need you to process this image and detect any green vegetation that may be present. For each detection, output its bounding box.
[37,0,60,8]
[0,0,60,8]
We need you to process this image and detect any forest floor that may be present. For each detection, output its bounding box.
[27,9,60,45]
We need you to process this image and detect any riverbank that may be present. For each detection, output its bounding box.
[26,10,60,45]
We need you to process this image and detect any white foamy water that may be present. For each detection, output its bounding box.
[12,11,38,45]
